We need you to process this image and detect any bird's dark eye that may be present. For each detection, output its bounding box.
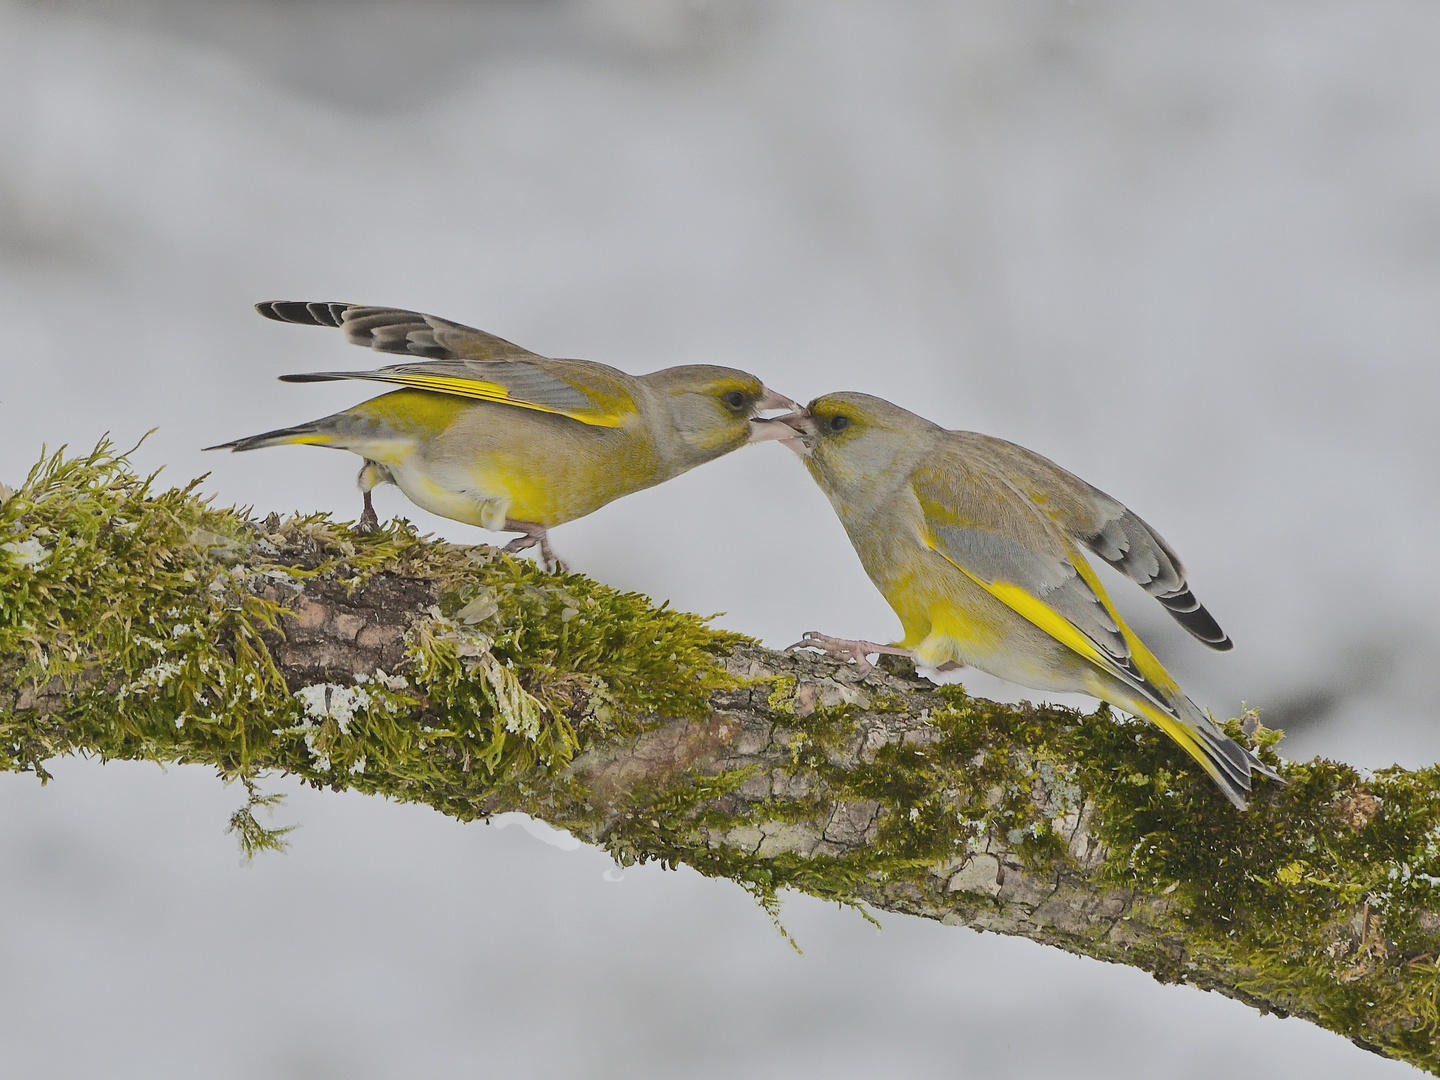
[829,415,851,432]
[722,390,747,409]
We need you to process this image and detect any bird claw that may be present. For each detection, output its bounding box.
[355,492,380,535]
[787,631,911,676]
[502,529,568,574]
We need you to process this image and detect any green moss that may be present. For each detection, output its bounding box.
[764,675,799,714]
[1080,736,1440,1057]
[0,441,292,780]
[0,440,745,827]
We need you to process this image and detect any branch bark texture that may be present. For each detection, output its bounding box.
[3,444,1439,1072]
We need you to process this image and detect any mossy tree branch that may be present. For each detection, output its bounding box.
[3,443,1439,1072]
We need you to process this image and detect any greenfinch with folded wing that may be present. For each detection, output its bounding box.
[755,392,1277,808]
[208,302,795,569]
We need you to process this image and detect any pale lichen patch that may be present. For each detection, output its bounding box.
[948,854,1002,895]
[295,683,371,734]
[1,538,51,568]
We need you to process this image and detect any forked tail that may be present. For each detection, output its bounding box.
[203,422,336,453]
[1124,690,1281,810]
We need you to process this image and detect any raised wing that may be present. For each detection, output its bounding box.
[945,432,1232,650]
[257,301,544,360]
[256,301,637,428]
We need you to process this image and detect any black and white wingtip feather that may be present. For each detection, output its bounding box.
[255,300,351,327]
[1156,586,1234,651]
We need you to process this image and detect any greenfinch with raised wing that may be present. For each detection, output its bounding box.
[757,392,1277,808]
[208,302,795,568]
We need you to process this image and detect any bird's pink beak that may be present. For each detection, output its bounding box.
[755,387,798,414]
[746,410,814,456]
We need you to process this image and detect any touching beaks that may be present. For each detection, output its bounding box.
[755,387,799,414]
[746,411,814,456]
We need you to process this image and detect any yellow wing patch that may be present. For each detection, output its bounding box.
[982,578,1116,672]
[919,526,1119,672]
[927,539,1215,777]
[344,371,629,428]
[1067,552,1182,699]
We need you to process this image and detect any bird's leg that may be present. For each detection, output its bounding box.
[531,532,566,574]
[357,489,379,534]
[355,461,392,534]
[787,631,916,676]
[502,519,568,574]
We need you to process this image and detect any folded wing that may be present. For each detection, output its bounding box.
[910,443,1269,806]
[1075,491,1231,649]
[910,459,1168,708]
[944,432,1232,650]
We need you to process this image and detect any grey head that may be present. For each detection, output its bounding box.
[764,391,945,515]
[637,365,796,475]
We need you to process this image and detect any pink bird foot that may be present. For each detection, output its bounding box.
[787,631,914,676]
[502,520,567,574]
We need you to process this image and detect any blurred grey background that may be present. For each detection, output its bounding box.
[1,1,1436,1076]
